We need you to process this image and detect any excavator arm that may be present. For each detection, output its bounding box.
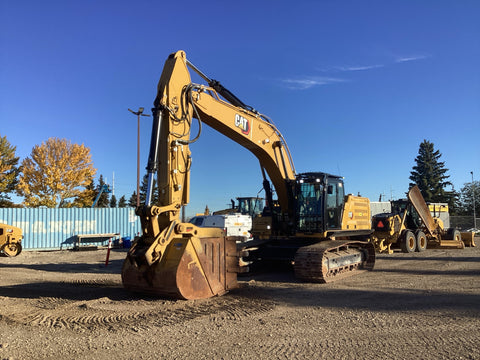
[145,51,296,214]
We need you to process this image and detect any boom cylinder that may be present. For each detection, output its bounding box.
[145,107,163,207]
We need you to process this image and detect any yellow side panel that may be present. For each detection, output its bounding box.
[341,195,371,230]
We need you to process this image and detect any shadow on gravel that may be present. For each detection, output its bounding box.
[376,268,480,276]
[0,280,157,302]
[0,258,124,274]
[377,256,480,262]
[231,285,480,313]
[2,277,479,315]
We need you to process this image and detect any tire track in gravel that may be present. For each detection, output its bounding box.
[3,286,276,333]
[61,278,120,287]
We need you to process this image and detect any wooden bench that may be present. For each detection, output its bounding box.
[73,233,120,250]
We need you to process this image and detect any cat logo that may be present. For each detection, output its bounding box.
[235,114,250,135]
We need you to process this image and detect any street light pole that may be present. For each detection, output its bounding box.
[128,107,150,207]
[472,171,477,230]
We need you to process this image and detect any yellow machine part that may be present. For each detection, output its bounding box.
[341,195,372,231]
[461,232,476,247]
[0,223,23,257]
[122,226,240,300]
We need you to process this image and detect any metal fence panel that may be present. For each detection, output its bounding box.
[450,216,479,230]
[0,208,141,250]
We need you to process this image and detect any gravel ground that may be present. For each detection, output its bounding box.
[0,241,479,360]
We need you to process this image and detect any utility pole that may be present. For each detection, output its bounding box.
[128,107,150,207]
[472,171,477,230]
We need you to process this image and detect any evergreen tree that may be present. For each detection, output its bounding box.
[409,140,455,206]
[118,195,127,208]
[458,180,480,216]
[0,135,20,207]
[139,174,159,205]
[110,194,117,208]
[128,192,137,207]
[94,175,110,208]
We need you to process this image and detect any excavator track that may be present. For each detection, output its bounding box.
[293,240,375,283]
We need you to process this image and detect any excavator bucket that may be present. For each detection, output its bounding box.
[122,232,241,300]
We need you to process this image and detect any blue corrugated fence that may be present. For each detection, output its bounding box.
[0,208,141,250]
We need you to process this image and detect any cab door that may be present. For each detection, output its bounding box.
[325,180,344,229]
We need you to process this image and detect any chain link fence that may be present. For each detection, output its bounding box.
[450,216,479,230]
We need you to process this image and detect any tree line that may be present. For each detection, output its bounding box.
[0,135,478,215]
[0,136,155,208]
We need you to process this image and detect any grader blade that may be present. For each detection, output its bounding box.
[407,186,437,235]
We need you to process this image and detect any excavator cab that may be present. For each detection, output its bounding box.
[237,197,265,217]
[295,173,345,234]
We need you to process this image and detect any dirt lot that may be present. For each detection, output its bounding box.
[1,242,479,360]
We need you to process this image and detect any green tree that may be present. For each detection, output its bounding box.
[457,180,480,216]
[409,140,455,207]
[139,174,158,205]
[0,135,20,207]
[17,138,96,207]
[110,194,117,208]
[94,175,110,208]
[118,195,127,208]
[128,192,137,207]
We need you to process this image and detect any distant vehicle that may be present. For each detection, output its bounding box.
[189,213,252,241]
[0,223,23,257]
[213,197,265,218]
[371,185,465,253]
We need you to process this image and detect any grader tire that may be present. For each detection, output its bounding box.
[415,231,427,252]
[450,229,462,242]
[2,242,22,257]
[401,230,416,253]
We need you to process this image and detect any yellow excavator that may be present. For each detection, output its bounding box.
[121,51,375,299]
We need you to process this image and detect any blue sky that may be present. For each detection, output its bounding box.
[1,0,479,216]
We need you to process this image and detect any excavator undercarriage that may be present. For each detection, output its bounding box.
[294,240,375,283]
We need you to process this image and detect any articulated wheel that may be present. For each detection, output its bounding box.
[401,230,416,253]
[415,231,427,252]
[2,242,22,257]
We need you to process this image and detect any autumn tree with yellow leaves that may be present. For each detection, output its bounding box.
[17,138,97,207]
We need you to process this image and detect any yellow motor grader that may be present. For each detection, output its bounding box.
[371,186,465,254]
[0,223,23,257]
